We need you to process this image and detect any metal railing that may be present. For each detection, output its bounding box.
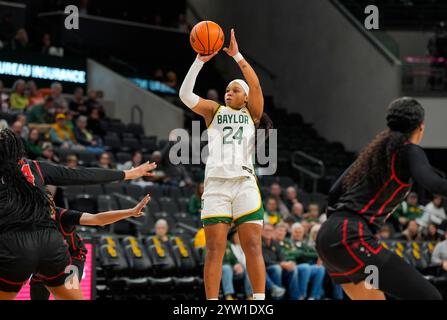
[291,151,326,193]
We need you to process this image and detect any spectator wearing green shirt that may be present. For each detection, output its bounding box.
[27,96,55,125]
[289,222,325,299]
[221,230,253,300]
[394,192,425,228]
[9,79,29,111]
[189,182,204,217]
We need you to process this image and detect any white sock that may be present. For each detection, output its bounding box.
[253,293,265,300]
[207,298,218,300]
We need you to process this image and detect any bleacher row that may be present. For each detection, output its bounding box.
[95,234,205,300]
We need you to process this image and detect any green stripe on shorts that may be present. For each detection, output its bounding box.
[234,206,265,226]
[202,217,233,226]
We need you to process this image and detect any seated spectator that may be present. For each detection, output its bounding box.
[25,128,45,159]
[262,223,294,300]
[49,113,82,150]
[85,89,105,117]
[69,87,88,116]
[0,80,9,112]
[397,220,422,241]
[153,68,165,82]
[39,143,60,163]
[73,115,104,154]
[306,224,320,249]
[27,96,56,126]
[431,229,447,273]
[290,202,304,222]
[97,152,116,169]
[10,120,26,145]
[119,151,153,187]
[164,71,177,89]
[264,197,283,226]
[15,114,29,139]
[221,229,253,300]
[289,223,325,300]
[9,79,29,112]
[153,219,172,243]
[148,150,169,184]
[419,194,446,229]
[377,225,393,241]
[87,108,106,137]
[285,186,300,212]
[189,182,204,217]
[50,82,67,107]
[269,183,290,218]
[303,203,321,225]
[40,33,63,56]
[66,154,79,169]
[424,223,443,242]
[26,80,44,108]
[394,192,424,227]
[10,28,30,52]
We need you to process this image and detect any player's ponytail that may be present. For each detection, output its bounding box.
[0,129,51,223]
[343,98,424,190]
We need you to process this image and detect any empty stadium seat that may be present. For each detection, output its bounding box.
[69,194,97,213]
[140,138,157,154]
[115,152,132,164]
[167,185,182,199]
[125,184,145,200]
[174,212,196,227]
[121,236,153,276]
[159,197,180,215]
[144,185,163,199]
[77,151,98,166]
[97,194,120,212]
[103,136,122,152]
[177,197,190,213]
[63,185,85,200]
[127,123,145,137]
[145,236,177,276]
[121,138,141,152]
[84,185,105,197]
[103,182,125,195]
[170,237,197,275]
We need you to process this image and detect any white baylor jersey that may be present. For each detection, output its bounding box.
[205,105,256,180]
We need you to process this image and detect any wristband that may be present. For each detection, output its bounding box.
[233,52,244,63]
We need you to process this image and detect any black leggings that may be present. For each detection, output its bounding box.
[378,253,442,300]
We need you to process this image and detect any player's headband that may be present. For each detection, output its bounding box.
[229,79,249,95]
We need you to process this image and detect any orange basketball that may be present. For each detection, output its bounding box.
[190,21,224,55]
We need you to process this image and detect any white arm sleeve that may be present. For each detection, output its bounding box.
[179,57,204,109]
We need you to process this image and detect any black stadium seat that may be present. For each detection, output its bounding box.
[127,123,145,137]
[85,185,105,197]
[145,237,177,276]
[69,194,97,213]
[115,152,132,164]
[125,184,145,200]
[121,138,141,152]
[159,197,179,215]
[144,185,163,199]
[121,236,153,276]
[63,185,85,200]
[97,194,120,212]
[77,151,98,166]
[103,182,125,195]
[103,136,122,152]
[170,237,197,276]
[177,197,190,213]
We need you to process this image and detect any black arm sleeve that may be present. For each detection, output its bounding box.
[58,208,84,231]
[402,144,447,196]
[37,160,125,186]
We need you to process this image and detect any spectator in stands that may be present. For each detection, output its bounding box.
[269,183,290,218]
[40,33,52,55]
[85,89,105,117]
[164,71,178,89]
[188,182,204,217]
[154,219,171,243]
[290,202,304,222]
[398,220,423,241]
[395,192,424,228]
[73,115,104,154]
[39,143,60,163]
[69,87,88,116]
[49,113,82,150]
[0,120,8,130]
[377,225,393,241]
[303,203,321,225]
[431,229,447,273]
[50,82,67,107]
[15,114,29,139]
[285,186,300,212]
[66,154,79,169]
[289,222,325,300]
[97,152,116,169]
[306,224,321,249]
[424,223,443,242]
[0,80,9,112]
[419,194,446,229]
[10,121,25,146]
[9,79,29,112]
[10,28,30,52]
[221,229,253,300]
[261,223,288,299]
[119,151,153,187]
[25,128,44,159]
[26,80,45,108]
[153,68,165,82]
[148,150,169,184]
[87,107,106,137]
[27,96,56,125]
[264,197,283,226]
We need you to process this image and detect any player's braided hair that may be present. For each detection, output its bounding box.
[0,128,52,225]
[343,97,425,190]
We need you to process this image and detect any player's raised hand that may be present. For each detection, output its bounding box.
[223,28,239,57]
[197,52,218,63]
[124,161,157,180]
[131,194,151,217]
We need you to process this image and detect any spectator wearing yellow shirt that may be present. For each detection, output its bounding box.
[10,79,29,111]
[49,113,83,150]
